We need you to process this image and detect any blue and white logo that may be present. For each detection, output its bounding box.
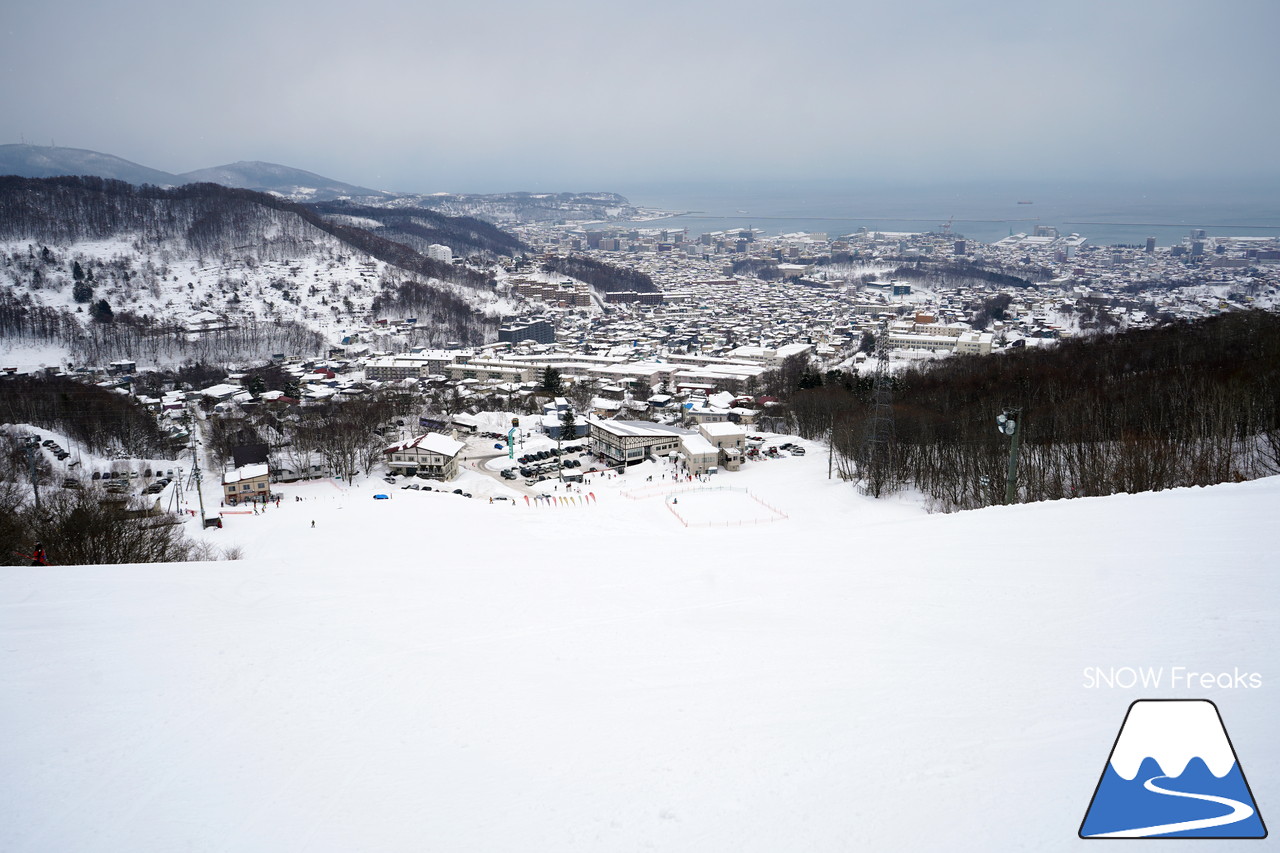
[1080,699,1267,838]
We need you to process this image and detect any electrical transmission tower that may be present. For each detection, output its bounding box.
[860,323,897,497]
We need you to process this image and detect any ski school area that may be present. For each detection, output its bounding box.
[191,427,818,540]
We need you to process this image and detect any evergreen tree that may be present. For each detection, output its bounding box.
[72,280,93,303]
[558,406,577,465]
[72,261,84,281]
[540,366,563,396]
[560,406,577,441]
[89,299,113,323]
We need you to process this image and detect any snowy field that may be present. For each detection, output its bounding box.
[1,440,1277,851]
[660,486,787,527]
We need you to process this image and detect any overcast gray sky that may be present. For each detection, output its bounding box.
[3,0,1277,193]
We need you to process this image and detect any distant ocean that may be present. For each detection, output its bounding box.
[604,179,1280,247]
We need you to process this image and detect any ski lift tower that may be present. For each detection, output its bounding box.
[997,408,1022,505]
[861,321,896,497]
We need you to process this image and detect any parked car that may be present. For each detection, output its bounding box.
[791,447,806,456]
[383,476,397,484]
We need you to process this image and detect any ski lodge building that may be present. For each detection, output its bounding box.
[384,433,466,480]
[589,418,747,474]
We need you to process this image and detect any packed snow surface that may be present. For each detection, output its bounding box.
[1,445,1277,851]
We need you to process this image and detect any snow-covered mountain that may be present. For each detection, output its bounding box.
[0,145,652,223]
[178,160,397,202]
[0,177,518,366]
[0,144,178,186]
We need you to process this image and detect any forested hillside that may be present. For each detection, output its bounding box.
[540,255,657,293]
[0,177,513,362]
[778,312,1280,510]
[310,201,524,259]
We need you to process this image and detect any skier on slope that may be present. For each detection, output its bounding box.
[30,543,48,566]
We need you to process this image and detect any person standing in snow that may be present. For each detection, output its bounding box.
[30,543,48,566]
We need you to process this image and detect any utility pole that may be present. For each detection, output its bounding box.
[997,408,1022,505]
[185,408,208,527]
